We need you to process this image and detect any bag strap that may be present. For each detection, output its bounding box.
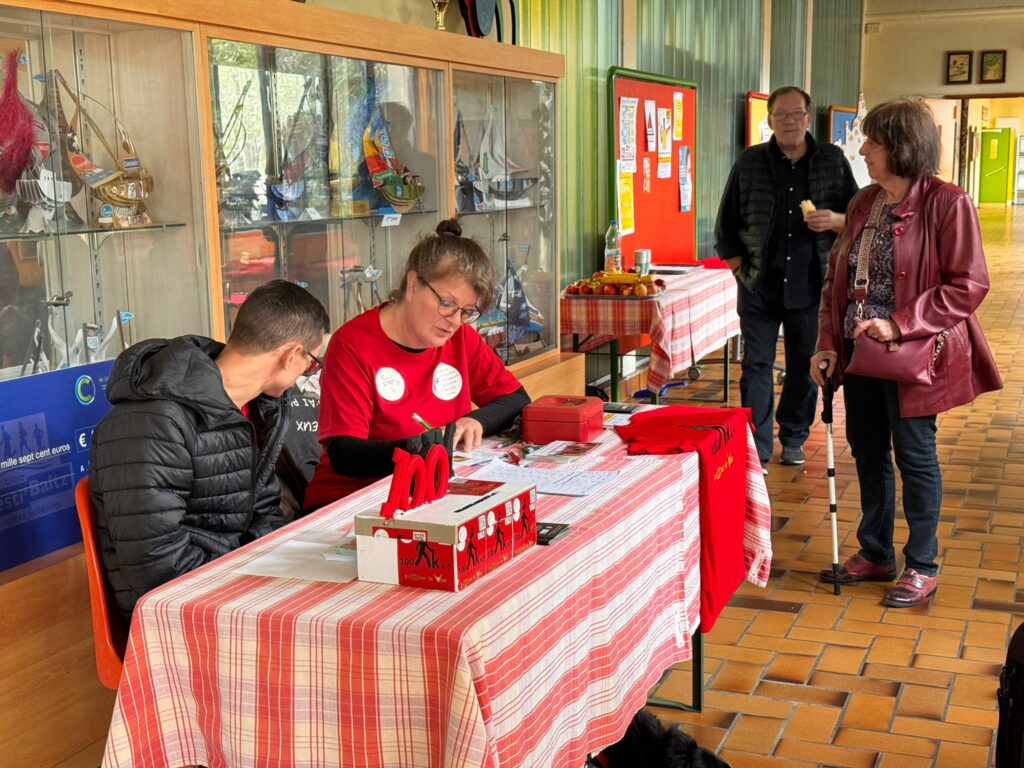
[853,189,888,317]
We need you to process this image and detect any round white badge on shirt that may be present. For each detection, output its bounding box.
[432,363,463,401]
[376,367,406,402]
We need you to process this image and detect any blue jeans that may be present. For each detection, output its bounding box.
[842,372,941,576]
[738,284,819,461]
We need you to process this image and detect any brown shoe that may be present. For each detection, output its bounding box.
[818,553,897,585]
[883,568,937,608]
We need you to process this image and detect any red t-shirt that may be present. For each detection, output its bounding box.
[615,405,752,633]
[304,305,522,507]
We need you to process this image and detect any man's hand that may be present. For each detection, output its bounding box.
[810,351,838,386]
[804,209,846,233]
[453,417,484,451]
[724,256,742,274]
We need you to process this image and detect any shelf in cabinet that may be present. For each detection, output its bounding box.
[456,202,541,216]
[220,208,441,234]
[0,222,187,245]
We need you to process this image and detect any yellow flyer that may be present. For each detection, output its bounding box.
[617,166,635,235]
[673,92,683,141]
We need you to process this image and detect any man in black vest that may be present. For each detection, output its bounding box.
[715,86,858,470]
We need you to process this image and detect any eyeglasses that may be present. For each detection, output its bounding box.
[771,110,808,122]
[303,349,324,376]
[421,279,481,323]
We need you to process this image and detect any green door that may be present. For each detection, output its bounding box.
[979,128,1012,204]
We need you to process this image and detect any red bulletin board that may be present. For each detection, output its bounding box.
[608,68,697,268]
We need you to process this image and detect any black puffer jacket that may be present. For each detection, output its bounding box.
[714,133,859,292]
[89,335,289,621]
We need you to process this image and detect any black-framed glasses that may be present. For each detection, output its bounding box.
[421,279,481,323]
[303,349,324,376]
[770,109,808,122]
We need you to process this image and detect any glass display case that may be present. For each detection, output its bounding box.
[209,38,444,333]
[0,5,209,381]
[453,70,557,366]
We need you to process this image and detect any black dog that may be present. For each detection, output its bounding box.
[588,710,731,768]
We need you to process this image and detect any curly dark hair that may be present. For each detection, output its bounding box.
[390,218,496,311]
[862,98,941,179]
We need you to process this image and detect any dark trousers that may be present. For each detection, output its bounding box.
[737,284,819,461]
[843,372,941,576]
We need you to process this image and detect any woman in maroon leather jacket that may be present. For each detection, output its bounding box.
[810,98,1001,608]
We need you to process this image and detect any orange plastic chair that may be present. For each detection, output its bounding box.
[75,476,127,689]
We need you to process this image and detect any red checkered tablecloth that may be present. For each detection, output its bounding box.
[102,426,771,768]
[560,270,740,393]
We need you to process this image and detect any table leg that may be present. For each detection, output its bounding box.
[646,630,703,713]
[722,336,732,404]
[610,339,620,402]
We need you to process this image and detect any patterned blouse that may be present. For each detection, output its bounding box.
[843,202,898,339]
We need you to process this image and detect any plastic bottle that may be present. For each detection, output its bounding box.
[604,219,621,272]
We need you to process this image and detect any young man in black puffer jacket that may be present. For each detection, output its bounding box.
[89,280,329,623]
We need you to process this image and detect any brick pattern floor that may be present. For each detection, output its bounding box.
[644,206,1022,767]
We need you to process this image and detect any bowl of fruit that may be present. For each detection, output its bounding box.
[563,269,668,299]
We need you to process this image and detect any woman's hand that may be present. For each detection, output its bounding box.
[810,351,838,386]
[853,317,902,343]
[453,417,484,451]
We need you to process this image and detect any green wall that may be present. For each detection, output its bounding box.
[811,0,864,134]
[771,0,807,92]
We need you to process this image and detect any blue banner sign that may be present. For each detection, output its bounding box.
[0,361,113,572]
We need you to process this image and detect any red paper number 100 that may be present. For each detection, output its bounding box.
[380,445,450,519]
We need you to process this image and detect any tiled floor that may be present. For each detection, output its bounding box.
[646,206,1023,767]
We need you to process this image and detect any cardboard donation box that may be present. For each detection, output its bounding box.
[522,395,603,443]
[355,477,538,591]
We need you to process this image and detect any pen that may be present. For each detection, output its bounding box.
[412,412,434,432]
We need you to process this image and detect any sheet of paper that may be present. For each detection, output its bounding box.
[617,168,635,234]
[472,458,620,497]
[618,96,638,173]
[603,412,634,427]
[233,530,358,583]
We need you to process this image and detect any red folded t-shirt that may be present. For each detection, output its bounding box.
[616,405,751,632]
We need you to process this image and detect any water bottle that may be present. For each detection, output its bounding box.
[604,219,621,272]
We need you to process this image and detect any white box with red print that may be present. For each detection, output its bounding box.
[354,478,538,591]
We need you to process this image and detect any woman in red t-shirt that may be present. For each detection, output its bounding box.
[303,219,529,508]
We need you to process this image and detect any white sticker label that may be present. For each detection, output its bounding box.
[457,526,468,551]
[381,213,402,227]
[375,367,406,402]
[486,510,496,536]
[432,363,463,401]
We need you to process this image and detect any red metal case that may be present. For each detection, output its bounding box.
[521,395,604,443]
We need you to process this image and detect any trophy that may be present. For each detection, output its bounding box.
[430,0,449,30]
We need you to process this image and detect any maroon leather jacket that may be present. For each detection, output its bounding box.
[816,175,1001,418]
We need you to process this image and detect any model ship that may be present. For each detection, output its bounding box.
[363,107,424,213]
[454,102,536,212]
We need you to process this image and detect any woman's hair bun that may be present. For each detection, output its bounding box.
[436,218,462,238]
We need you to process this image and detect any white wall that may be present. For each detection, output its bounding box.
[862,2,1024,105]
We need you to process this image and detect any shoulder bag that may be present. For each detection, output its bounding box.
[844,190,946,386]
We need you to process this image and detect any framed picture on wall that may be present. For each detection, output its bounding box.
[979,50,1006,84]
[945,51,972,84]
[745,91,770,147]
[828,106,856,144]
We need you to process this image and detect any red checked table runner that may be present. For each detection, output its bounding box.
[102,426,770,768]
[560,269,741,393]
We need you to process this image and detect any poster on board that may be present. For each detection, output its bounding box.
[0,361,113,571]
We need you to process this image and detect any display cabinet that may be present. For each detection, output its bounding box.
[209,36,558,367]
[0,5,209,381]
[209,38,445,334]
[453,70,557,366]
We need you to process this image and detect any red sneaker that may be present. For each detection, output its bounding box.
[818,553,897,584]
[883,568,937,608]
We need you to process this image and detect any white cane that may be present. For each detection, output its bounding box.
[819,360,840,595]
